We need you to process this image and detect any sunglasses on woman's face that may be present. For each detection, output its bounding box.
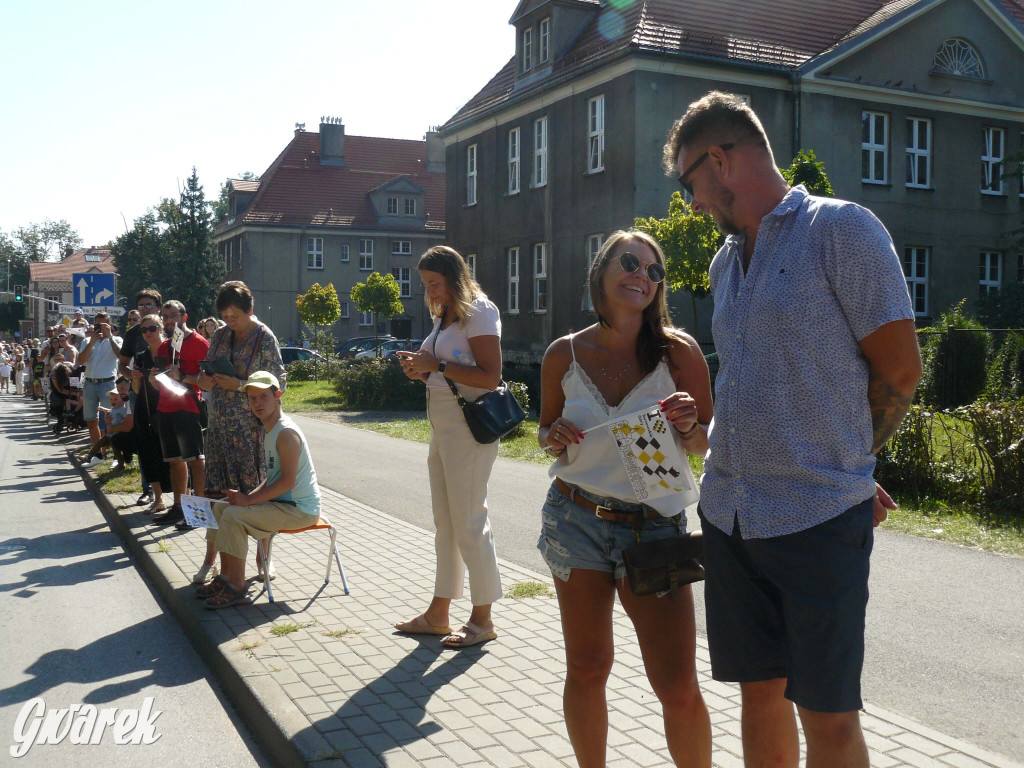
[141,325,160,333]
[618,252,666,283]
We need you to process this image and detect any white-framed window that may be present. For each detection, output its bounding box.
[507,247,520,314]
[906,117,931,188]
[533,117,548,187]
[386,196,398,215]
[982,127,1004,194]
[861,111,888,184]
[522,27,533,72]
[466,144,477,206]
[903,246,929,317]
[585,233,604,310]
[339,244,349,262]
[404,197,416,216]
[224,241,233,272]
[340,301,349,319]
[465,253,477,280]
[533,242,548,312]
[359,239,373,271]
[359,311,373,327]
[392,240,411,255]
[588,95,605,173]
[980,251,1002,298]
[508,127,520,195]
[539,18,550,63]
[391,267,411,298]
[307,237,323,269]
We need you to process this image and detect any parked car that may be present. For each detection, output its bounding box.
[335,336,395,358]
[354,338,423,360]
[280,346,326,365]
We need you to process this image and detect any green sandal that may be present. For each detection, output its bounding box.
[204,582,250,610]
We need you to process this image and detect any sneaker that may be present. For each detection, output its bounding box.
[152,504,184,525]
[86,456,103,467]
[256,560,277,582]
[192,564,219,584]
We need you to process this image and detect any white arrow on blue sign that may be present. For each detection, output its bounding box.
[72,273,117,307]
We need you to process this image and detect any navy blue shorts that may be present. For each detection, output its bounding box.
[700,497,874,713]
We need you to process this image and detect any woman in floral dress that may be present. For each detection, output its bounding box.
[194,281,285,583]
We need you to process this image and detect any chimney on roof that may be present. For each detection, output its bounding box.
[424,128,445,173]
[320,116,346,167]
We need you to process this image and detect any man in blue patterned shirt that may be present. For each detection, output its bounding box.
[664,92,922,767]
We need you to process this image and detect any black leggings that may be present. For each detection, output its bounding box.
[134,418,171,489]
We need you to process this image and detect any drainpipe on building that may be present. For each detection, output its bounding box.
[790,70,802,161]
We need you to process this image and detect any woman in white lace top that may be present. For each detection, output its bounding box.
[537,230,713,767]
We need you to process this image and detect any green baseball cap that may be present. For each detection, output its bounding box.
[241,371,280,391]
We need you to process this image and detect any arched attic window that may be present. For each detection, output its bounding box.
[931,38,986,79]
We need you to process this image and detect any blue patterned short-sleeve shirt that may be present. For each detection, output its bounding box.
[701,186,914,539]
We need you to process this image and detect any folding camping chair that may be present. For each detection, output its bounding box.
[257,514,350,603]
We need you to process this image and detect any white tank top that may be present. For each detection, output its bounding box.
[549,336,699,518]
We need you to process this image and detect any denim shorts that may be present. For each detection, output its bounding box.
[537,480,687,582]
[700,497,874,713]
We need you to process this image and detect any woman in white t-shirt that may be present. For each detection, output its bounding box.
[394,246,503,648]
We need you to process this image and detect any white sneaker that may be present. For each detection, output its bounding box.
[192,564,219,584]
[86,456,103,467]
[256,560,277,582]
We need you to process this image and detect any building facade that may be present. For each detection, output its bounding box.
[213,119,446,343]
[439,0,1024,359]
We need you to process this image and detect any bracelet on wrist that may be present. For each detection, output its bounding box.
[678,422,701,440]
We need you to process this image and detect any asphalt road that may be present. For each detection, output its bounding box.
[0,397,268,767]
[295,412,1024,762]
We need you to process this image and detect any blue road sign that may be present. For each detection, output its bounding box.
[71,273,116,307]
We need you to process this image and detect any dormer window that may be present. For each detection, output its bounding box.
[932,38,985,79]
[522,27,533,73]
[404,198,416,216]
[387,196,399,215]
[539,18,550,64]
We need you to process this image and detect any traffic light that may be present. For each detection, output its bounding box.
[14,285,23,302]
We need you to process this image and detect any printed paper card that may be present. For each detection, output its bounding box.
[180,494,219,529]
[154,370,189,397]
[171,325,185,354]
[608,406,698,503]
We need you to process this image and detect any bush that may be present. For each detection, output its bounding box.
[916,300,990,408]
[333,358,425,410]
[507,381,530,438]
[977,282,1024,328]
[503,363,541,414]
[982,331,1024,402]
[286,358,345,382]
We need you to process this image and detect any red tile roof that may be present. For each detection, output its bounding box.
[443,0,1024,130]
[224,130,445,233]
[29,248,115,283]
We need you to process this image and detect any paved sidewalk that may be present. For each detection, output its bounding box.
[76,458,1021,768]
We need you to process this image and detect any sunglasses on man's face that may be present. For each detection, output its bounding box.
[618,252,666,283]
[677,142,735,197]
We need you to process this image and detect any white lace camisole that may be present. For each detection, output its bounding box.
[549,335,699,518]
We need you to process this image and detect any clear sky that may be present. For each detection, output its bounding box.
[0,0,515,250]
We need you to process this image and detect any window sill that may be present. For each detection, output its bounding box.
[464,202,478,208]
[861,179,889,186]
[905,184,933,191]
[532,310,548,315]
[586,167,605,176]
[506,190,520,198]
[980,190,1006,197]
[307,266,325,270]
[506,310,520,316]
[530,184,548,191]
[359,267,373,271]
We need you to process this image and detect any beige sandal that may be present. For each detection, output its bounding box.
[394,615,453,636]
[442,622,497,648]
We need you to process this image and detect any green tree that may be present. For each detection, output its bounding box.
[350,272,404,352]
[634,192,722,336]
[781,149,835,197]
[14,219,83,261]
[112,211,166,301]
[295,282,341,380]
[211,172,260,222]
[161,168,223,319]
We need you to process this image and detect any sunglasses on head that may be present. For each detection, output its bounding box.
[678,142,734,197]
[141,325,160,333]
[618,252,666,283]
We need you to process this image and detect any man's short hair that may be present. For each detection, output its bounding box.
[662,91,773,175]
[136,289,162,307]
[95,311,110,322]
[162,300,186,317]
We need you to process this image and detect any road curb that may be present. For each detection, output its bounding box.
[69,450,316,768]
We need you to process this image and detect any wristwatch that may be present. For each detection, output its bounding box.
[437,360,448,374]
